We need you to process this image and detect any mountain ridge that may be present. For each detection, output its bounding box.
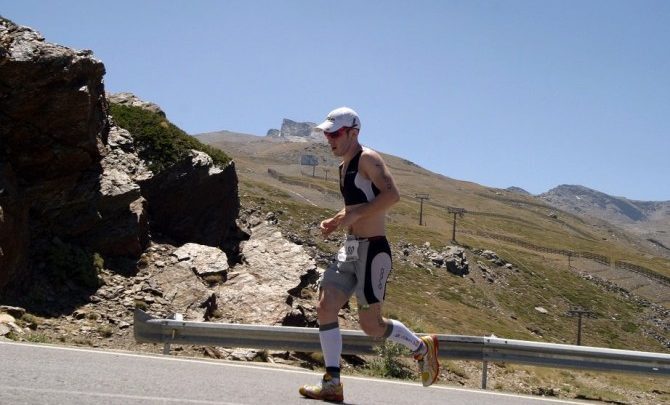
[195,128,670,266]
[539,184,670,251]
[197,123,670,204]
[198,128,669,203]
[195,128,670,252]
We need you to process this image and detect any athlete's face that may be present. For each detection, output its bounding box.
[325,127,356,157]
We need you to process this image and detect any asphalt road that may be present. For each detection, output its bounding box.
[0,341,588,405]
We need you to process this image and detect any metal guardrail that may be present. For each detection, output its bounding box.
[134,309,670,388]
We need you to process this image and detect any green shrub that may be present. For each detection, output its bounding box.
[46,239,101,290]
[367,341,414,380]
[97,325,114,338]
[19,313,41,329]
[134,300,149,311]
[443,360,469,379]
[109,103,231,173]
[92,253,105,272]
[5,331,20,341]
[25,333,50,343]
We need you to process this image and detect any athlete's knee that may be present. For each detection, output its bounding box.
[359,314,387,338]
[316,295,341,318]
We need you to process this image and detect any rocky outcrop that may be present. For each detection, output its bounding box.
[0,17,110,290]
[399,242,471,276]
[136,221,320,324]
[0,161,28,290]
[0,18,241,305]
[217,221,319,325]
[107,92,165,117]
[428,246,470,276]
[86,124,152,257]
[139,150,240,248]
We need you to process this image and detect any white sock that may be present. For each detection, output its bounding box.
[319,322,342,382]
[385,319,424,354]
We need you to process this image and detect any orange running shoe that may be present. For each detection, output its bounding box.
[414,335,440,387]
[299,373,344,402]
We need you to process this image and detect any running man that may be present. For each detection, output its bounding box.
[299,107,440,402]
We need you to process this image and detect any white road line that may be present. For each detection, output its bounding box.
[0,386,241,404]
[0,341,586,404]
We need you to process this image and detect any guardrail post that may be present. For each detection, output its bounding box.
[161,313,183,355]
[163,327,178,355]
[481,360,488,389]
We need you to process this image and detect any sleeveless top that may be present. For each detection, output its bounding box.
[339,149,380,205]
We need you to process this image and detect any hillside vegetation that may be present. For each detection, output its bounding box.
[109,104,231,172]
[197,131,669,403]
[200,132,670,279]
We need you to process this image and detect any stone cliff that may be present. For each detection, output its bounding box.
[0,17,241,308]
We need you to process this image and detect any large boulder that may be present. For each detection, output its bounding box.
[214,221,319,325]
[0,162,29,288]
[0,18,107,290]
[0,18,150,295]
[139,150,239,247]
[85,124,151,257]
[0,17,240,306]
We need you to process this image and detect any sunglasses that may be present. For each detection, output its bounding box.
[324,127,349,139]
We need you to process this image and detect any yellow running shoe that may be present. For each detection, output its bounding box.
[414,335,440,387]
[299,373,344,402]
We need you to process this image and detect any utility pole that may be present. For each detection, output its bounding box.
[567,308,595,345]
[300,155,318,178]
[447,207,466,242]
[567,251,573,270]
[415,193,430,226]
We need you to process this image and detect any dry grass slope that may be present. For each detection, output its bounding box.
[197,131,669,404]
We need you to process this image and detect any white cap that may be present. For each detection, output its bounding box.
[315,107,361,133]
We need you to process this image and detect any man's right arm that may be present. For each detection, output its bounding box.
[320,207,346,237]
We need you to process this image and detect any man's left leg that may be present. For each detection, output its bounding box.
[357,238,440,387]
[358,301,440,386]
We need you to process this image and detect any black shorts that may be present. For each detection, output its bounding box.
[321,236,392,307]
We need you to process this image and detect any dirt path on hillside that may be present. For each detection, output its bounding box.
[571,257,670,309]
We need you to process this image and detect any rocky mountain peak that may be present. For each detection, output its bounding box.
[539,184,670,252]
[266,119,321,142]
[506,186,531,195]
[540,185,646,222]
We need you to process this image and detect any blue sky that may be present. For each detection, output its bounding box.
[2,1,668,201]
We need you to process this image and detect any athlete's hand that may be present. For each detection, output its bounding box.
[320,215,342,237]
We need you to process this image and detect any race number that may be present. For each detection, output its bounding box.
[337,238,359,262]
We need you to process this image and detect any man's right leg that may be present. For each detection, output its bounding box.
[299,286,349,402]
[316,286,349,382]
